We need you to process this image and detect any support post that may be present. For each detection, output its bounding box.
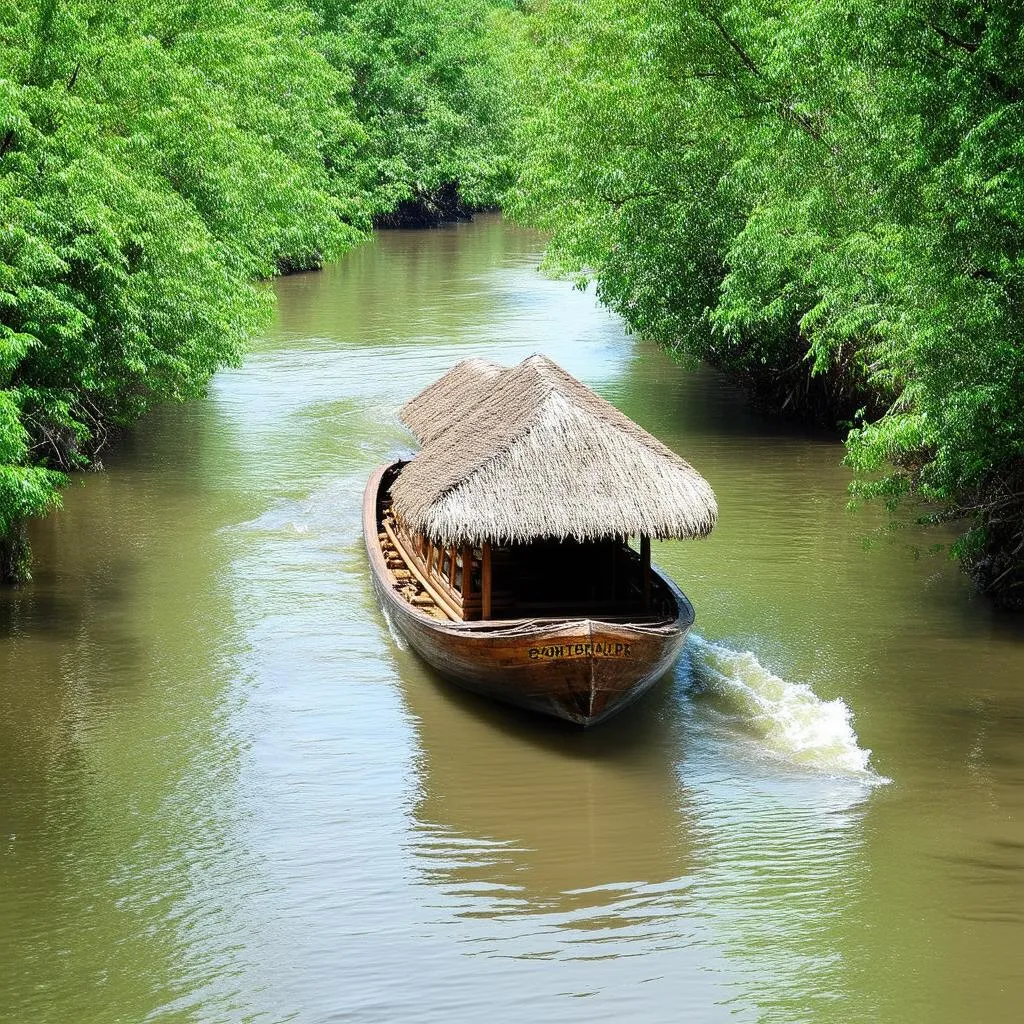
[462,544,472,597]
[641,535,651,610]
[481,542,492,620]
[448,545,457,587]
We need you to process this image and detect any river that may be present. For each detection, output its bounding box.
[2,215,1023,1024]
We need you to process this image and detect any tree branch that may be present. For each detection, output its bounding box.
[702,7,824,143]
[929,22,981,53]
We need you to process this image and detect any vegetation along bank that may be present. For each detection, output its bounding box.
[3,0,1023,609]
[0,0,511,579]
[502,0,1024,608]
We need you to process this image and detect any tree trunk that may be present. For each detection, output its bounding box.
[0,520,32,584]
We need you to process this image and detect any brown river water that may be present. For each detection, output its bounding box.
[2,216,1024,1023]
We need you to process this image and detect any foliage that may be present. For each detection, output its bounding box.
[0,0,510,580]
[504,0,1024,605]
[314,0,514,221]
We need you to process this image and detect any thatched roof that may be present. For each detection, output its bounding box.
[400,357,503,445]
[391,354,717,546]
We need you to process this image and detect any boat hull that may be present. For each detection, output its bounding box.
[363,463,694,726]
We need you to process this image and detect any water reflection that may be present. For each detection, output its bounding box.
[403,663,695,929]
[0,402,256,1023]
[398,624,877,1019]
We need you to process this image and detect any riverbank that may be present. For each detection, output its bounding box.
[0,193,491,587]
[0,0,511,585]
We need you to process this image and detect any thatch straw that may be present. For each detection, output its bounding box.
[391,354,717,545]
[400,357,504,445]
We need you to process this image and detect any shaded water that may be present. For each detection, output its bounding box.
[2,216,1024,1023]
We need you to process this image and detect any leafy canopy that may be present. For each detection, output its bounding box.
[505,0,1024,603]
[0,0,511,577]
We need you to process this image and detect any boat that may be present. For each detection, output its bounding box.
[363,355,717,726]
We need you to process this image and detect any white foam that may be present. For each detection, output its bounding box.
[686,635,890,785]
[380,605,409,652]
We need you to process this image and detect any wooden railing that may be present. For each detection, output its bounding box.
[387,520,483,621]
[385,511,655,624]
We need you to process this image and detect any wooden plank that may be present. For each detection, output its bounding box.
[462,544,472,599]
[400,523,466,613]
[641,535,651,610]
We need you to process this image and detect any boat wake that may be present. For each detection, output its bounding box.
[685,635,890,785]
[380,604,410,652]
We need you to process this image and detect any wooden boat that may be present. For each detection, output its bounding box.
[363,355,717,727]
[364,461,695,726]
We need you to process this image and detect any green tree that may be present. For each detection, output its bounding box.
[314,0,514,223]
[0,0,362,578]
[506,0,1024,606]
[1,0,512,580]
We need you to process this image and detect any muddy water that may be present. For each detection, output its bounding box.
[2,215,1023,1023]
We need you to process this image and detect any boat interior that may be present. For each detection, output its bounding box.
[376,465,677,624]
